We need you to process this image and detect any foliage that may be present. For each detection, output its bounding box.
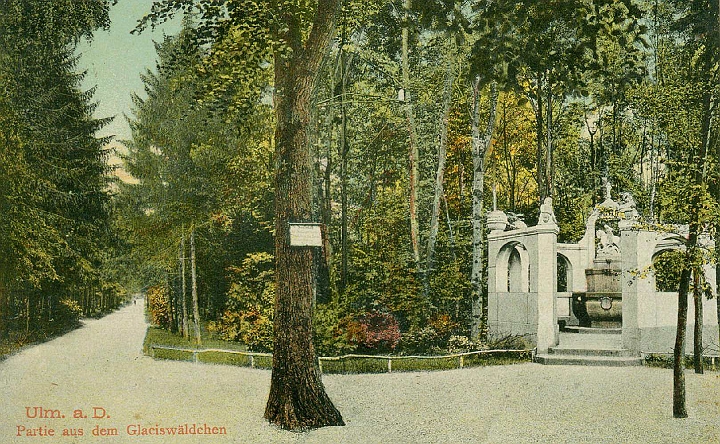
[147,285,171,329]
[54,299,83,328]
[313,303,358,356]
[210,308,274,352]
[0,0,125,341]
[208,253,275,352]
[653,249,684,292]
[143,325,247,353]
[340,310,401,354]
[398,327,444,355]
[343,185,428,329]
[118,23,274,336]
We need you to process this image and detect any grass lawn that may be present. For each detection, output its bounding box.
[143,325,533,372]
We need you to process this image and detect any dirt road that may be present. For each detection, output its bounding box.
[1,301,718,443]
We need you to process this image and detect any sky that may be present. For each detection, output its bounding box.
[78,1,182,142]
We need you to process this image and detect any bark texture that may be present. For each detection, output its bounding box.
[264,0,344,430]
[692,268,703,374]
[190,229,201,345]
[425,54,455,288]
[673,253,692,418]
[470,80,498,339]
[402,0,421,265]
[180,233,189,339]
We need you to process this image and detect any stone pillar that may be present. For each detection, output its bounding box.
[535,225,559,353]
[620,228,656,353]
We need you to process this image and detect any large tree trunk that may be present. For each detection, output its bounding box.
[715,0,720,351]
[190,229,201,345]
[470,79,498,339]
[402,0,421,265]
[425,52,455,291]
[264,0,344,430]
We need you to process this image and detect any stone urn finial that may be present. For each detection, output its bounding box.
[487,209,508,233]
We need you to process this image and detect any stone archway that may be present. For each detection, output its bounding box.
[620,229,718,355]
[651,239,685,293]
[486,221,559,353]
[495,242,530,293]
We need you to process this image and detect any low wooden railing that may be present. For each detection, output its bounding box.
[147,345,534,374]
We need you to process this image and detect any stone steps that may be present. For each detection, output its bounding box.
[547,347,636,358]
[563,326,621,335]
[535,353,644,367]
[535,331,643,367]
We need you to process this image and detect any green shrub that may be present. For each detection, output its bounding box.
[253,355,273,369]
[644,354,719,371]
[147,286,171,329]
[398,327,441,354]
[209,252,274,352]
[313,303,357,356]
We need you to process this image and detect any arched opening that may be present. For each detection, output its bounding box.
[651,235,686,293]
[496,242,530,293]
[652,248,684,292]
[557,253,572,292]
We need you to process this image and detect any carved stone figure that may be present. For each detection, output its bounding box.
[596,224,620,257]
[538,197,557,225]
[618,192,639,220]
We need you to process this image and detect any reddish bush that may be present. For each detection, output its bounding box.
[341,311,400,353]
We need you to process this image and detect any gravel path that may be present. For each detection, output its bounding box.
[1,301,719,443]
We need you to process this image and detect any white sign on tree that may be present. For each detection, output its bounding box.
[289,223,323,247]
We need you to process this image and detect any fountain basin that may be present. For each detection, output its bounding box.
[571,292,622,327]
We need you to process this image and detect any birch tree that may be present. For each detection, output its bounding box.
[469,80,497,339]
